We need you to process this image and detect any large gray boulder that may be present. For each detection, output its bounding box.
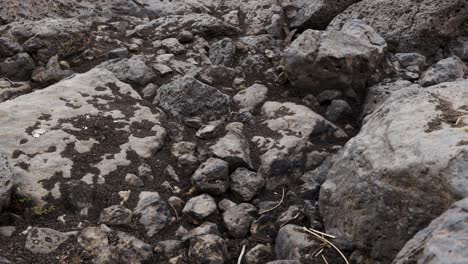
[320,80,468,262]
[393,198,468,264]
[253,102,346,189]
[0,68,166,205]
[329,0,468,56]
[284,20,386,95]
[154,76,231,121]
[0,18,91,63]
[288,0,361,30]
[0,154,13,212]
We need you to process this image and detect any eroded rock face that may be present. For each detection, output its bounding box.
[329,0,468,56]
[320,80,468,262]
[393,198,468,264]
[0,68,166,204]
[284,20,386,95]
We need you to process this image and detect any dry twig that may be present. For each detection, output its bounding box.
[303,227,350,264]
[237,245,246,264]
[321,255,329,264]
[259,188,285,214]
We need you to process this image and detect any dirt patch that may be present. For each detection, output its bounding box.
[425,95,466,133]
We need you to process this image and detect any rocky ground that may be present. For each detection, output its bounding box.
[0,1,467,264]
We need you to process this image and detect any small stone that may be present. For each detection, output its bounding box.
[177,30,194,43]
[182,222,219,241]
[26,228,76,254]
[233,84,268,109]
[245,244,273,264]
[230,168,265,201]
[192,158,229,195]
[134,192,171,237]
[171,141,197,158]
[325,99,353,122]
[196,120,223,139]
[161,38,185,55]
[223,203,257,238]
[210,38,236,66]
[0,226,15,237]
[189,234,229,264]
[182,194,217,223]
[141,83,158,99]
[99,205,133,226]
[125,174,144,187]
[218,199,236,211]
[152,63,173,75]
[64,180,92,216]
[108,48,130,59]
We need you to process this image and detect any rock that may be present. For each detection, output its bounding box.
[183,194,217,223]
[284,20,386,95]
[125,173,144,187]
[320,80,468,262]
[223,203,257,238]
[192,158,229,195]
[107,47,130,59]
[329,0,468,56]
[181,222,219,242]
[289,0,360,30]
[0,79,31,103]
[64,180,93,216]
[0,18,91,63]
[0,68,166,204]
[151,64,172,77]
[99,205,133,226]
[197,65,236,86]
[31,55,74,84]
[0,256,12,264]
[177,30,194,43]
[316,90,342,104]
[220,0,284,36]
[0,36,22,59]
[159,38,185,54]
[253,102,346,189]
[361,80,413,118]
[134,192,171,237]
[395,53,427,72]
[79,226,153,263]
[210,123,252,169]
[189,234,229,264]
[230,168,265,201]
[0,154,13,212]
[233,84,268,109]
[141,83,158,99]
[132,13,241,40]
[78,226,109,252]
[97,58,156,86]
[449,37,468,61]
[393,198,468,264]
[245,244,273,264]
[325,99,353,122]
[154,240,184,258]
[25,227,76,254]
[0,226,15,237]
[218,199,236,212]
[209,38,236,66]
[275,224,319,260]
[154,76,231,121]
[196,120,223,139]
[277,205,305,227]
[419,56,468,87]
[0,52,35,80]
